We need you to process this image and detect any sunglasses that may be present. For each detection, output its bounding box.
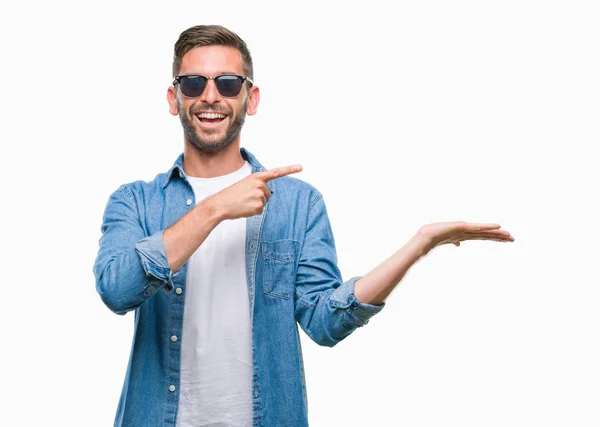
[173,74,254,98]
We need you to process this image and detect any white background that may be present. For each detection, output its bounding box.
[1,1,599,426]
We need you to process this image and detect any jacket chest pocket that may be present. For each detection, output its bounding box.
[261,239,299,300]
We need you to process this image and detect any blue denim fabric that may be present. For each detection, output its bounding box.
[93,147,385,427]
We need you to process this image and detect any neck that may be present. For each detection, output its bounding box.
[183,140,245,178]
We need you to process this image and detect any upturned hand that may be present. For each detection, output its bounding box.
[417,222,514,256]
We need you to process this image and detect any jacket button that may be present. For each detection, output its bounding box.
[169,385,176,392]
[175,287,183,295]
[186,199,192,206]
[171,335,177,342]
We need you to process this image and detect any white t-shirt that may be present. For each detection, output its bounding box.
[176,160,254,427]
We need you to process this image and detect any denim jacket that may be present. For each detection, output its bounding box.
[93,147,385,427]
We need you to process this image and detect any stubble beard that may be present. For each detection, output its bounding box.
[177,96,247,154]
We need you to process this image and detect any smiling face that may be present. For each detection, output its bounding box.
[167,45,259,153]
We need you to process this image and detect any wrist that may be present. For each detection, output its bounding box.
[412,229,432,258]
[202,196,226,224]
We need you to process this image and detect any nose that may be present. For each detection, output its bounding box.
[200,78,220,104]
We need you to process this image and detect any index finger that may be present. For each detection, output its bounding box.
[257,164,303,182]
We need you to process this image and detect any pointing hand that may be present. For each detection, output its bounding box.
[209,164,303,220]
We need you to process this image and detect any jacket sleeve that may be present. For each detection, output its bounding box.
[93,185,177,315]
[294,193,385,347]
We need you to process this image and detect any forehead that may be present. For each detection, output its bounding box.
[180,45,244,75]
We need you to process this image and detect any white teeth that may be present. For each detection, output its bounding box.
[197,112,226,119]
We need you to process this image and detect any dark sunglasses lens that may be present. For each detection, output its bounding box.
[215,76,243,97]
[180,76,207,97]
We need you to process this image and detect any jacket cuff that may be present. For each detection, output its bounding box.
[134,231,176,292]
[329,276,385,328]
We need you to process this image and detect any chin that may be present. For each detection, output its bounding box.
[189,137,233,153]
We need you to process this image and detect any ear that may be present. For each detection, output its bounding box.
[246,85,260,116]
[167,86,179,116]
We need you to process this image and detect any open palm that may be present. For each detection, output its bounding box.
[418,221,514,254]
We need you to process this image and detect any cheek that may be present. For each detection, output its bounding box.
[235,100,248,115]
[182,101,196,118]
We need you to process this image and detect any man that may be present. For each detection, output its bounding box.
[93,25,514,427]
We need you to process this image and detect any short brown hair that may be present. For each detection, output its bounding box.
[172,25,254,82]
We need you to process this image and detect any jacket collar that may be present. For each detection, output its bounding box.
[162,147,267,189]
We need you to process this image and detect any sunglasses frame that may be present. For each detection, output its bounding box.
[173,74,254,99]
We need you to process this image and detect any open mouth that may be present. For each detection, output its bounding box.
[195,112,228,129]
